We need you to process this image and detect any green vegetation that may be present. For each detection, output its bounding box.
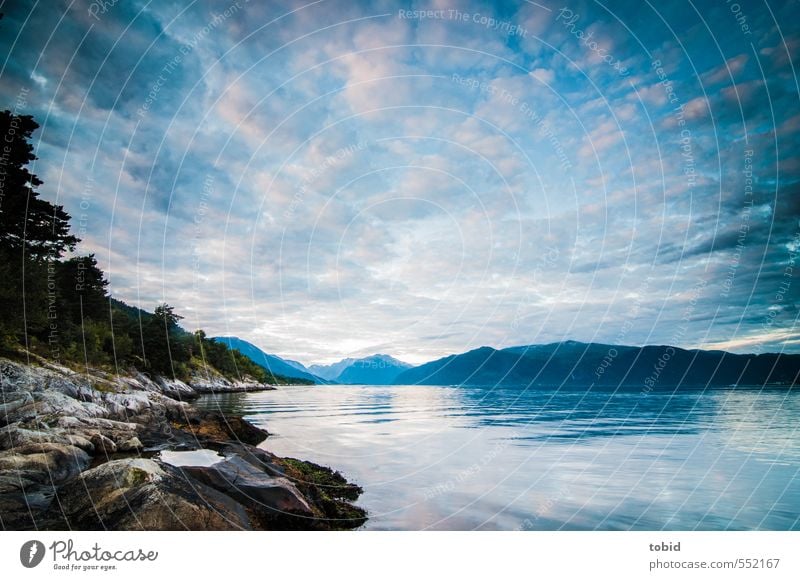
[0,110,299,385]
[279,457,367,528]
[280,457,363,502]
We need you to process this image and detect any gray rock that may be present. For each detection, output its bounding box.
[117,437,143,452]
[89,433,117,455]
[45,458,253,530]
[0,391,34,418]
[156,377,198,400]
[102,392,152,417]
[0,442,91,484]
[56,416,139,433]
[182,454,313,517]
[0,424,95,454]
[7,391,108,426]
[0,357,365,531]
[65,435,95,453]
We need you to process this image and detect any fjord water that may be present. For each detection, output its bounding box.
[196,385,800,530]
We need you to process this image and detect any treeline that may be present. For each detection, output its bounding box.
[0,110,302,385]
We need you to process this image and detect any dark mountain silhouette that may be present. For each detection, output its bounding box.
[393,341,800,387]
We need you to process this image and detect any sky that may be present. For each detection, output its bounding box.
[0,0,798,365]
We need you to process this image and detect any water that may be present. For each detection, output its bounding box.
[196,384,800,530]
[158,449,225,467]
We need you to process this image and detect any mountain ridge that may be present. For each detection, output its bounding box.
[393,341,800,387]
[212,336,325,384]
[311,354,412,385]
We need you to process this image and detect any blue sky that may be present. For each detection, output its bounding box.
[1,0,798,364]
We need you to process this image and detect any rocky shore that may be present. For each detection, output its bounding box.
[0,356,366,530]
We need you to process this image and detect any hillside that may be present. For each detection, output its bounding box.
[213,337,322,383]
[393,341,800,387]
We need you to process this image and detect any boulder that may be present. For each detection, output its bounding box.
[0,391,34,420]
[0,442,90,485]
[89,433,117,455]
[0,357,367,531]
[44,458,253,530]
[55,415,139,433]
[117,437,143,452]
[102,392,152,418]
[181,411,268,445]
[182,454,313,518]
[0,424,95,454]
[7,391,108,426]
[156,377,198,401]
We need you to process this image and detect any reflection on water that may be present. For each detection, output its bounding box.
[158,448,225,467]
[197,385,800,530]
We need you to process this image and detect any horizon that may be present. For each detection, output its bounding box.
[218,334,799,369]
[1,0,797,362]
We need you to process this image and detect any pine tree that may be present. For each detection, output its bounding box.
[0,111,78,260]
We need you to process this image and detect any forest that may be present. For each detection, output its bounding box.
[0,110,296,385]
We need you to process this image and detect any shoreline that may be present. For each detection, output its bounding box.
[0,355,367,530]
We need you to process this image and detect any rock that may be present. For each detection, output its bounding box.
[89,433,117,455]
[149,393,195,421]
[7,391,108,426]
[0,443,90,484]
[0,483,56,529]
[155,377,198,401]
[0,356,367,531]
[56,415,139,433]
[276,457,367,528]
[0,424,55,450]
[182,454,314,520]
[218,442,286,477]
[45,376,83,400]
[189,376,275,395]
[0,391,34,420]
[0,361,39,394]
[44,458,253,530]
[0,424,95,454]
[178,411,268,445]
[65,435,95,453]
[117,437,143,452]
[102,392,152,417]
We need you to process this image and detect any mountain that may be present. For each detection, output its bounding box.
[311,354,412,384]
[393,341,800,387]
[283,358,311,372]
[335,355,412,384]
[212,337,323,383]
[308,359,356,381]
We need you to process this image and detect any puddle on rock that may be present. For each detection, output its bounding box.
[158,448,225,467]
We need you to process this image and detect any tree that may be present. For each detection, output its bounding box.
[143,303,189,376]
[0,111,78,260]
[0,111,79,345]
[56,254,109,323]
[153,303,182,330]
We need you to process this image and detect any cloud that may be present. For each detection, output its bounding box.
[529,67,554,84]
[702,54,749,85]
[1,0,797,363]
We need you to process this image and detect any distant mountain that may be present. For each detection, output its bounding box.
[283,359,311,372]
[336,355,412,385]
[212,337,323,384]
[393,341,800,387]
[308,359,356,381]
[311,354,412,385]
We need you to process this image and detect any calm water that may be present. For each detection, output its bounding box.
[196,385,800,530]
